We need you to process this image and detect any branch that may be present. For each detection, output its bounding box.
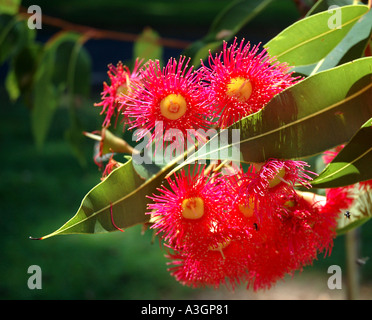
[18,6,191,49]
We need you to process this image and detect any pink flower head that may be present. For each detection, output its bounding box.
[95,59,142,128]
[276,193,335,260]
[201,38,301,128]
[149,161,340,291]
[236,159,314,222]
[147,165,230,253]
[124,56,213,149]
[241,191,338,291]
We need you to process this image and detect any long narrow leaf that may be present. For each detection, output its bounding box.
[294,8,372,76]
[311,118,372,188]
[265,5,369,71]
[169,57,372,175]
[36,157,172,239]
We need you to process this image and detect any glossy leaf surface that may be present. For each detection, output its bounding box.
[265,5,369,75]
[312,118,372,188]
[37,158,171,239]
[170,57,372,174]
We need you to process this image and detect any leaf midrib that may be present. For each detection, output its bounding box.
[41,162,168,238]
[312,146,372,185]
[40,146,194,238]
[182,81,372,166]
[272,7,367,60]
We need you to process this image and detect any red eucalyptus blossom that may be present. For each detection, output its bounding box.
[95,59,142,128]
[124,56,213,149]
[147,158,339,290]
[92,37,345,292]
[201,38,301,128]
[147,166,230,253]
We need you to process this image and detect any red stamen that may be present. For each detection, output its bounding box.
[110,202,124,232]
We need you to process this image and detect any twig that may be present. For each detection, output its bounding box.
[18,6,191,49]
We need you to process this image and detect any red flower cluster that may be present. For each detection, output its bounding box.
[95,38,299,148]
[94,38,343,290]
[148,160,339,290]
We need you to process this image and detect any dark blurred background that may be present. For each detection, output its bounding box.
[1,0,371,300]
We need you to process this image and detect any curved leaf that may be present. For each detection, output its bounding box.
[295,7,372,76]
[0,0,20,15]
[311,118,372,188]
[0,14,35,64]
[31,32,91,149]
[64,36,92,167]
[306,0,354,17]
[265,5,369,71]
[36,157,172,239]
[169,57,372,174]
[134,27,163,62]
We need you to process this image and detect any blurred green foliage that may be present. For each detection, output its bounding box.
[0,88,197,299]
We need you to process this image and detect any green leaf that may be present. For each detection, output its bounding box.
[305,0,355,17]
[265,5,369,73]
[65,116,88,168]
[335,7,372,62]
[31,32,91,149]
[35,157,173,239]
[133,27,163,62]
[0,0,21,15]
[64,37,92,167]
[295,7,372,76]
[311,118,372,188]
[336,186,372,235]
[5,67,19,101]
[0,14,35,64]
[208,0,273,38]
[131,141,166,181]
[169,57,372,173]
[5,42,41,103]
[51,35,91,96]
[31,50,60,149]
[184,0,274,66]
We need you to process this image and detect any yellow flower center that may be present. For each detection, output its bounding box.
[268,168,286,188]
[226,76,252,102]
[181,197,204,219]
[160,93,187,120]
[238,196,257,218]
[209,239,231,259]
[116,84,128,96]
